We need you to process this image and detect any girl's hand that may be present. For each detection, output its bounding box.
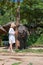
[15,30,18,36]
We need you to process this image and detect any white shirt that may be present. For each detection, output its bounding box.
[9,28,15,44]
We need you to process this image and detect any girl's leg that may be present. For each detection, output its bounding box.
[10,43,13,52]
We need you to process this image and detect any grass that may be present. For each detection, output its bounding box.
[15,49,43,53]
[0,49,8,53]
[28,63,33,65]
[12,62,21,65]
[0,47,43,53]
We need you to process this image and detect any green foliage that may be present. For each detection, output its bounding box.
[27,33,43,47]
[0,41,3,47]
[15,48,43,53]
[0,0,16,25]
[28,63,33,65]
[0,0,43,25]
[12,62,21,65]
[0,0,43,47]
[34,34,43,46]
[27,33,39,46]
[20,0,43,46]
[20,0,43,24]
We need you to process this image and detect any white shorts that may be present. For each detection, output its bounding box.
[9,36,15,44]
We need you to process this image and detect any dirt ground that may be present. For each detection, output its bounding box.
[0,47,43,65]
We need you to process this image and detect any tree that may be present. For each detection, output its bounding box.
[0,0,43,26]
[0,0,15,25]
[16,0,20,26]
[20,0,43,25]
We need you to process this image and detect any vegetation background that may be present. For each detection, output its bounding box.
[0,0,43,47]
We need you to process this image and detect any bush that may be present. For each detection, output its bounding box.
[27,33,40,47]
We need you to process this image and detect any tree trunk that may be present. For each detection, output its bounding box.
[16,0,20,26]
[15,0,20,49]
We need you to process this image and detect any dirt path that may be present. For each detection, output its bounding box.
[0,47,43,65]
[0,52,43,65]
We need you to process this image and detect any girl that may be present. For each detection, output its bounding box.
[8,22,16,52]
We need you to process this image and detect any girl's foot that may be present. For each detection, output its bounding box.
[8,49,10,52]
[11,50,14,52]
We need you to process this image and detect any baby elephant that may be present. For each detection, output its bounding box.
[16,24,28,49]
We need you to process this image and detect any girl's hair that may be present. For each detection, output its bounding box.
[11,22,16,28]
